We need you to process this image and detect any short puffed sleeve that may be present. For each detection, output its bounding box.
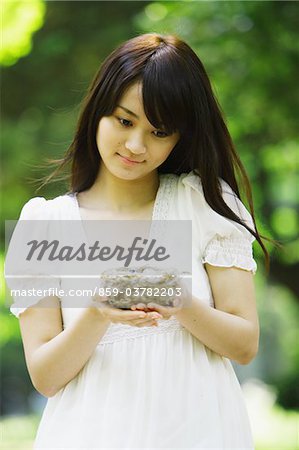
[181,173,257,275]
[5,197,61,318]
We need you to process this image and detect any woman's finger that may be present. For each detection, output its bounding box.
[131,303,147,311]
[132,318,158,327]
[131,311,162,321]
[124,310,147,320]
[124,311,162,326]
[147,302,182,319]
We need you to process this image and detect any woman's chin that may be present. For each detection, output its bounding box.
[106,163,148,180]
[110,168,146,181]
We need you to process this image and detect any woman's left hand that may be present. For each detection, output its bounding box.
[130,279,190,320]
[131,299,183,320]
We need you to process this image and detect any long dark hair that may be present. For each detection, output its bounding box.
[40,32,279,273]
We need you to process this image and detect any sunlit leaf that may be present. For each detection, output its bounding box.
[271,207,298,238]
[1,0,46,66]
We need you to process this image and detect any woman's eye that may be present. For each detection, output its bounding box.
[153,130,169,138]
[116,117,132,127]
[116,116,169,137]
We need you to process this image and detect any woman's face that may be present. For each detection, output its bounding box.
[96,82,180,181]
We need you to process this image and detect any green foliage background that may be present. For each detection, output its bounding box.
[1,1,298,447]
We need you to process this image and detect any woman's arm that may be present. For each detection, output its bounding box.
[19,296,161,398]
[174,265,259,364]
[19,297,110,398]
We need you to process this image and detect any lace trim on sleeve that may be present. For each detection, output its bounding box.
[202,235,257,275]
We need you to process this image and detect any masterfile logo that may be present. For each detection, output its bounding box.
[5,220,192,309]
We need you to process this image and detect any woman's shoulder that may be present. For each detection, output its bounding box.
[169,171,257,272]
[170,171,240,214]
[18,193,76,220]
[162,170,202,187]
[169,169,254,233]
[175,170,233,196]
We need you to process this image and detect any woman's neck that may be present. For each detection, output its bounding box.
[79,166,160,213]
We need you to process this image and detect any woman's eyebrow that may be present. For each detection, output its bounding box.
[116,104,164,128]
[116,105,139,119]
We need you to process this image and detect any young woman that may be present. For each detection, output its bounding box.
[7,33,269,449]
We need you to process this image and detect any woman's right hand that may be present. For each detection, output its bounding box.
[92,295,162,327]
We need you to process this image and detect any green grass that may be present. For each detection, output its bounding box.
[243,381,299,450]
[251,404,299,450]
[0,407,298,449]
[1,414,40,450]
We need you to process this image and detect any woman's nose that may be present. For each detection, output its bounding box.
[125,132,146,155]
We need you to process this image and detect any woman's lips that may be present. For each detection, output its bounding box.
[117,153,144,166]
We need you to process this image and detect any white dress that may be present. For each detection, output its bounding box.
[7,171,257,449]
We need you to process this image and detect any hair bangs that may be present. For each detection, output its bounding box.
[142,59,189,136]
